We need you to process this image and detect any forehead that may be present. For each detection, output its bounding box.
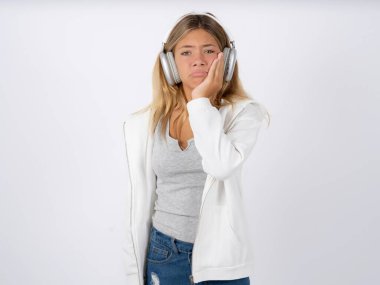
[176,28,218,46]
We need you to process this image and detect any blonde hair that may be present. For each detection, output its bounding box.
[132,12,270,142]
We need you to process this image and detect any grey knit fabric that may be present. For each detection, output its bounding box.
[151,119,207,243]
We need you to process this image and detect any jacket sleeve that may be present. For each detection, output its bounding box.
[121,121,140,284]
[187,97,265,181]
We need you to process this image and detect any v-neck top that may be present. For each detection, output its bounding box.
[166,118,194,151]
[151,119,207,243]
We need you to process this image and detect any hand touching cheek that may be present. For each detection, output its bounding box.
[191,52,224,101]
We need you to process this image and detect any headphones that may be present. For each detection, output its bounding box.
[159,12,237,86]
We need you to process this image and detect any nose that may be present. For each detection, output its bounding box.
[192,50,206,67]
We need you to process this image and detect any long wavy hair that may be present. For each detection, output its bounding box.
[132,12,270,142]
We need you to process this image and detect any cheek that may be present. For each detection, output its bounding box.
[206,56,218,69]
[175,59,187,73]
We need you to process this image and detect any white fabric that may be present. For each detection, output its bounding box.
[122,97,265,284]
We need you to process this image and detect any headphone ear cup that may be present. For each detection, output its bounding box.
[222,46,237,82]
[159,52,175,86]
[166,51,181,85]
[159,51,181,86]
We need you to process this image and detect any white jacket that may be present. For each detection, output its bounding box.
[122,97,265,284]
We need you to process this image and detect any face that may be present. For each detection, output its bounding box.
[173,28,221,96]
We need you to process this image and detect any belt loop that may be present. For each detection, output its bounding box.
[171,237,179,254]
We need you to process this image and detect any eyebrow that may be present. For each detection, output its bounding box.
[178,44,216,49]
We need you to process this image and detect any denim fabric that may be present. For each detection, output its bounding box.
[145,226,250,285]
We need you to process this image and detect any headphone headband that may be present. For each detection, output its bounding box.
[162,11,234,51]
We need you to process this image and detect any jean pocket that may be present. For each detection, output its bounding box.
[147,240,173,263]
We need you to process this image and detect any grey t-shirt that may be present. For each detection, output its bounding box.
[151,119,207,243]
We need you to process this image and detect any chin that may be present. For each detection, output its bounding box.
[192,81,203,88]
[192,77,206,84]
[183,81,199,89]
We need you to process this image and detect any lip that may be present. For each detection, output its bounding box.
[191,71,208,77]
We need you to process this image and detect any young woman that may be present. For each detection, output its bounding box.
[122,11,270,285]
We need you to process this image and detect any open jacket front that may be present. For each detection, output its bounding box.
[122,97,265,284]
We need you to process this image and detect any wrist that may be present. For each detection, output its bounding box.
[191,92,202,99]
[192,91,213,100]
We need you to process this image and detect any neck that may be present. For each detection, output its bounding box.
[181,85,193,103]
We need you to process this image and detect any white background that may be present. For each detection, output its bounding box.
[0,1,379,285]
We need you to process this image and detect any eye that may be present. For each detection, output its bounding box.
[180,49,216,56]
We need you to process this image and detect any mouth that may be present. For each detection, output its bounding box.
[191,71,208,77]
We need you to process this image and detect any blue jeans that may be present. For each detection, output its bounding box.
[145,226,250,285]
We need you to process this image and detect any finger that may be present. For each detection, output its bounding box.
[208,54,219,79]
[214,52,224,81]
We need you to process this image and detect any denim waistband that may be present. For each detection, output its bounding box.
[150,226,194,253]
